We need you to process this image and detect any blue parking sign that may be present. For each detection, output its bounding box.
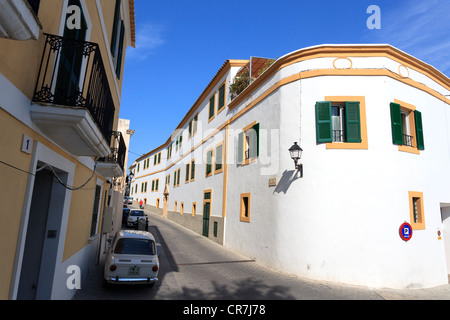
[399,222,413,242]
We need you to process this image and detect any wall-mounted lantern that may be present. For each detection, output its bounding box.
[288,142,303,177]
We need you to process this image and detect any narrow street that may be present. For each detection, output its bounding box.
[73,208,450,301]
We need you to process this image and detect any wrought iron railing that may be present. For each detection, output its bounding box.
[332,130,344,142]
[97,131,126,171]
[33,33,115,145]
[403,134,414,147]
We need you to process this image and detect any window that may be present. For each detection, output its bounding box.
[27,0,41,15]
[409,191,425,229]
[165,174,170,186]
[111,0,124,78]
[217,83,226,114]
[192,202,196,216]
[174,201,178,212]
[208,94,215,122]
[90,185,102,237]
[237,122,259,165]
[188,114,198,139]
[316,101,361,143]
[315,97,368,149]
[180,202,184,215]
[215,143,223,174]
[240,193,251,223]
[206,149,213,177]
[167,143,173,159]
[390,100,424,154]
[153,152,161,165]
[173,168,181,187]
[175,134,183,152]
[156,198,160,209]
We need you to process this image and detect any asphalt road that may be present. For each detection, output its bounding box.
[73,208,450,301]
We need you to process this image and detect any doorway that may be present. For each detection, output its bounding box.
[203,190,212,237]
[17,164,67,300]
[441,204,450,281]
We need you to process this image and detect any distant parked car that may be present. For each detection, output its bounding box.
[122,205,130,224]
[104,230,159,286]
[127,197,133,205]
[127,209,146,227]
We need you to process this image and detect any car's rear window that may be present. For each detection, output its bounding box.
[114,238,156,255]
[130,210,144,216]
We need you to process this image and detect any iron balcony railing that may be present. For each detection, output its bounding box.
[403,134,414,147]
[33,33,115,145]
[332,130,344,142]
[97,131,126,172]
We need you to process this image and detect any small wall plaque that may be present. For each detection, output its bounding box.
[268,177,277,187]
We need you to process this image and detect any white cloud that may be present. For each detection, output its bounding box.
[126,23,165,61]
[366,0,450,75]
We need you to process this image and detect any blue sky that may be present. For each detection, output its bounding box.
[119,0,450,168]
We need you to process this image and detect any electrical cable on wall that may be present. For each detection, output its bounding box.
[36,161,98,191]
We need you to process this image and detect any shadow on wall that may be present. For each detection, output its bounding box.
[273,170,300,194]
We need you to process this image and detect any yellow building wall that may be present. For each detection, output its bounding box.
[0,0,130,299]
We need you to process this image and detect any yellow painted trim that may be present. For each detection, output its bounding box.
[240,193,251,223]
[180,202,184,215]
[222,124,229,218]
[333,57,353,69]
[156,198,160,209]
[325,96,368,150]
[408,191,425,230]
[174,201,177,212]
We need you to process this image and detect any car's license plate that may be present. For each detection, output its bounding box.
[129,266,140,275]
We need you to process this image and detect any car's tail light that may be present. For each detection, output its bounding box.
[110,264,117,271]
[152,265,158,272]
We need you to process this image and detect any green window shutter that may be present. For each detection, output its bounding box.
[177,169,180,185]
[414,110,425,150]
[209,95,215,119]
[185,164,190,182]
[237,132,244,164]
[188,121,192,138]
[191,161,195,179]
[173,171,177,187]
[158,152,161,163]
[345,102,361,143]
[390,103,403,145]
[218,84,225,110]
[249,123,260,157]
[206,150,212,175]
[152,180,155,191]
[316,102,332,143]
[156,179,159,191]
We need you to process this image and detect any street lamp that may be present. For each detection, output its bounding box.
[289,142,303,177]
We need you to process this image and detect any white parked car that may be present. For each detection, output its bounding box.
[127,209,146,227]
[104,230,160,285]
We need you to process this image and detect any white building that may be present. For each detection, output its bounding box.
[130,44,450,289]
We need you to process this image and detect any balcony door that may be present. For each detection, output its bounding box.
[54,0,87,105]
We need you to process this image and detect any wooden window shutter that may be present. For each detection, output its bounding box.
[206,150,213,175]
[209,95,215,119]
[218,84,225,110]
[414,110,425,150]
[345,102,361,143]
[249,123,260,157]
[390,103,403,145]
[115,21,125,78]
[237,132,244,164]
[315,102,332,143]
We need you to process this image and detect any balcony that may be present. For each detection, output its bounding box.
[0,0,41,40]
[31,34,115,158]
[96,131,126,178]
